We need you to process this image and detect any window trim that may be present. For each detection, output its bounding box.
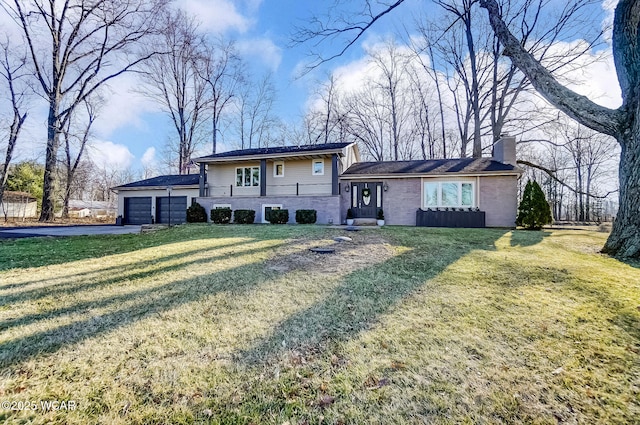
[261,204,283,224]
[423,181,475,208]
[236,166,260,187]
[213,204,231,209]
[312,159,325,176]
[273,161,284,178]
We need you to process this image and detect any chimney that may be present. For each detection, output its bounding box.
[493,134,516,165]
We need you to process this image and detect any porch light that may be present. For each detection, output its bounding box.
[344,184,350,192]
[383,183,389,192]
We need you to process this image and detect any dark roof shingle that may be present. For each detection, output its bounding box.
[196,142,352,160]
[342,158,519,176]
[113,174,199,189]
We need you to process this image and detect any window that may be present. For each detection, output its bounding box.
[274,161,284,177]
[312,159,324,175]
[262,204,283,224]
[213,204,231,209]
[423,181,474,208]
[236,167,260,187]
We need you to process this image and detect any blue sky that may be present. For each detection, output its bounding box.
[2,0,619,176]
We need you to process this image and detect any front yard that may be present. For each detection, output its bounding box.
[0,225,638,424]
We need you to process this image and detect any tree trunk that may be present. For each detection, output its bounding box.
[602,131,640,256]
[39,103,59,222]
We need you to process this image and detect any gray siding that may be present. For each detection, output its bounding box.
[478,175,519,227]
[197,196,341,224]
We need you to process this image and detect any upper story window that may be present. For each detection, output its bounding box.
[424,181,474,208]
[236,167,260,187]
[312,159,324,175]
[274,161,284,177]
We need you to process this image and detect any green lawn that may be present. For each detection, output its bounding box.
[0,225,638,424]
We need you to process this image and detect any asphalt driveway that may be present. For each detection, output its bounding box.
[0,225,142,239]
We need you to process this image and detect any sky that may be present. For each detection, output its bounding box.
[1,0,622,177]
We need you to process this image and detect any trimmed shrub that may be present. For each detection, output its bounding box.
[377,209,385,220]
[516,180,552,230]
[295,209,317,224]
[346,208,354,219]
[186,202,207,223]
[210,207,232,224]
[234,209,255,224]
[267,209,289,224]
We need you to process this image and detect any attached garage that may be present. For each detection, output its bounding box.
[124,197,152,225]
[155,196,187,224]
[112,174,200,225]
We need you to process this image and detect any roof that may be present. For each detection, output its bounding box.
[112,174,200,190]
[194,142,353,162]
[342,158,521,176]
[1,191,37,203]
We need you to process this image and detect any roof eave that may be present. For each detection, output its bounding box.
[194,145,352,164]
[340,170,523,179]
[112,184,200,191]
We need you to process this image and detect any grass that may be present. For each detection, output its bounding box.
[0,224,638,424]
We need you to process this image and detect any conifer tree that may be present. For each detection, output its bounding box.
[516,180,553,230]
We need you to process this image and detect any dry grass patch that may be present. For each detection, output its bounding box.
[0,225,638,424]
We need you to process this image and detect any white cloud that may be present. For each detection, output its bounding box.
[141,147,156,166]
[88,140,135,170]
[180,0,254,33]
[237,37,282,71]
[92,74,162,138]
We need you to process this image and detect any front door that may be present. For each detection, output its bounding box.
[351,182,382,218]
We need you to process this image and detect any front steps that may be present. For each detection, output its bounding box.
[352,218,378,226]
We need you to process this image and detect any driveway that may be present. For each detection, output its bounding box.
[0,225,142,239]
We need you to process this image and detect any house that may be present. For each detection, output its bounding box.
[193,142,359,224]
[68,200,117,219]
[112,174,200,224]
[339,137,522,227]
[0,191,38,219]
[113,136,522,227]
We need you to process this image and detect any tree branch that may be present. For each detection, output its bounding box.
[517,159,617,199]
[479,0,622,138]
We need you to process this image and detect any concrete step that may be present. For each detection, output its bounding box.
[353,218,378,226]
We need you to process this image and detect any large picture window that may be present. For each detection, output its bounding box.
[424,181,474,208]
[236,167,260,187]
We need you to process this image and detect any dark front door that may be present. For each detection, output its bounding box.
[156,196,187,224]
[351,182,382,218]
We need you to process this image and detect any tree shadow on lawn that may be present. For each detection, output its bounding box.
[0,238,301,368]
[0,231,397,369]
[509,229,551,247]
[0,224,296,272]
[0,239,275,333]
[0,237,255,292]
[0,228,507,373]
[235,228,509,366]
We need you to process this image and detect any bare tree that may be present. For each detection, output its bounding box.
[2,0,169,221]
[198,37,243,154]
[140,9,209,174]
[235,73,278,149]
[0,37,28,211]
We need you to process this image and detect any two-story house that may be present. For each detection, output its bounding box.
[194,142,359,224]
